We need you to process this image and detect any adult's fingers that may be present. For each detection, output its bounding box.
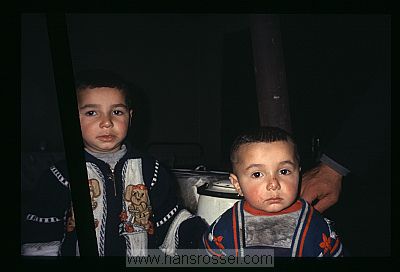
[313,196,335,213]
[300,187,318,205]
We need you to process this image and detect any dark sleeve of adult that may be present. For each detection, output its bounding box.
[21,162,71,255]
[322,70,390,177]
[177,216,209,249]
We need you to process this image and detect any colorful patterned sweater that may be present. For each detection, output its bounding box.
[21,142,207,256]
[202,198,344,257]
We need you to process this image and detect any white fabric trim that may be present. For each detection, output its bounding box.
[50,165,69,187]
[159,209,193,256]
[333,244,343,257]
[125,230,148,257]
[291,201,309,257]
[150,160,159,188]
[156,205,178,227]
[21,241,61,256]
[121,158,149,256]
[26,214,61,223]
[86,162,105,256]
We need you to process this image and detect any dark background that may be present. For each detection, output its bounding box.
[21,14,390,256]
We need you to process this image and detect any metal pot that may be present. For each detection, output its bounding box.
[172,169,229,214]
[196,178,243,224]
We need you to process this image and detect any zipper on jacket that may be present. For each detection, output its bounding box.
[109,166,117,197]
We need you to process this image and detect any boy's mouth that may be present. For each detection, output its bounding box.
[97,135,115,142]
[265,197,283,203]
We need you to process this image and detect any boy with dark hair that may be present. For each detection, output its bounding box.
[202,126,344,257]
[21,69,208,256]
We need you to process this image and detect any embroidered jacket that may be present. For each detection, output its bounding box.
[21,142,207,256]
[202,198,344,257]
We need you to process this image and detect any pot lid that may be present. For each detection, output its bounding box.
[208,178,236,192]
[172,168,229,178]
[197,178,243,199]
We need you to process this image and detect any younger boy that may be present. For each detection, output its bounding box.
[21,69,207,256]
[202,126,344,257]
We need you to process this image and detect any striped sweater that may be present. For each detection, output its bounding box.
[202,198,344,257]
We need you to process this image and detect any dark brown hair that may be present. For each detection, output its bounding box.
[74,69,133,109]
[230,126,300,165]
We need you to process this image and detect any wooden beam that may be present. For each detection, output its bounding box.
[46,13,99,256]
[250,14,292,132]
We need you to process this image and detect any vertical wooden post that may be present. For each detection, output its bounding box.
[46,13,99,256]
[250,14,292,133]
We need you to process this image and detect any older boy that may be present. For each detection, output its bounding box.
[202,126,344,257]
[21,69,207,256]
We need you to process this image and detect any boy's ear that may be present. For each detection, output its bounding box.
[229,173,243,196]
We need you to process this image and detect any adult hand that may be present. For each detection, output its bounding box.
[301,163,343,213]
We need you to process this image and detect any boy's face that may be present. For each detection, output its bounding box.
[77,87,133,153]
[230,141,299,213]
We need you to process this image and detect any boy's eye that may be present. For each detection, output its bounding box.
[279,169,291,175]
[85,111,97,116]
[113,110,124,115]
[251,172,263,178]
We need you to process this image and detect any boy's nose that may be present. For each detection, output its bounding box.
[100,117,113,128]
[266,176,281,191]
